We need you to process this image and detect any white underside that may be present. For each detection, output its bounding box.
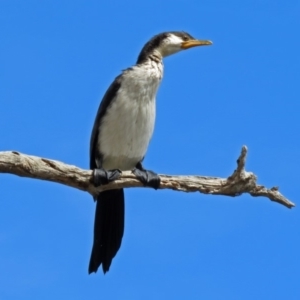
[98,61,163,170]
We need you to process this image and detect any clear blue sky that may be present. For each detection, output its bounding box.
[1,1,299,299]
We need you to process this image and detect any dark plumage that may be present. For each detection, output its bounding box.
[89,189,124,273]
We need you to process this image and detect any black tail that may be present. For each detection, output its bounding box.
[88,189,124,274]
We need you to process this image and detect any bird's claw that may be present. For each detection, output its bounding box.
[93,168,122,187]
[132,168,160,189]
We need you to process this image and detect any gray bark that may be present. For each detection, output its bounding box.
[0,146,294,208]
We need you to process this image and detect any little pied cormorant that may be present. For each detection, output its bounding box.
[89,31,212,274]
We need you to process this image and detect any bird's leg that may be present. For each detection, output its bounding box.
[93,168,122,187]
[132,162,160,189]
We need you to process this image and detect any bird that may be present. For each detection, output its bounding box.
[89,31,212,274]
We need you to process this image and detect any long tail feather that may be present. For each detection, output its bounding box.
[89,189,124,274]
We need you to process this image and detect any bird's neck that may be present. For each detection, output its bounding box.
[136,49,162,65]
[148,50,162,63]
[148,52,162,63]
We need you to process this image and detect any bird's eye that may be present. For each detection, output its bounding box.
[183,36,189,41]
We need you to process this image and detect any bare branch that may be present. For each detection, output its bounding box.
[0,147,295,209]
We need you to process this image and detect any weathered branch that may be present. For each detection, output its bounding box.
[0,147,295,208]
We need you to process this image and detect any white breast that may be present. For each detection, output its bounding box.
[98,61,163,170]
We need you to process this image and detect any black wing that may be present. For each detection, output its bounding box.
[90,74,123,170]
[89,74,125,274]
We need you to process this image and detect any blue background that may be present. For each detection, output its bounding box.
[1,1,299,299]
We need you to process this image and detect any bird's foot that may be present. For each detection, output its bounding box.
[132,163,160,189]
[93,168,122,187]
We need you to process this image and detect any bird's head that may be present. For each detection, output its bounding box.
[137,31,212,63]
